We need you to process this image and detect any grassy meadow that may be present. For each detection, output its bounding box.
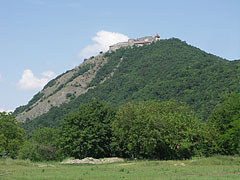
[1,156,240,180]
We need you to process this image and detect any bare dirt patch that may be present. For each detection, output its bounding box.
[61,157,124,165]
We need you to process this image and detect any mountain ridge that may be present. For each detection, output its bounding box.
[14,54,108,122]
[14,38,240,131]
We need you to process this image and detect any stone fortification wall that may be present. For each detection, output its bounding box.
[109,42,129,51]
[109,35,159,52]
[135,36,154,42]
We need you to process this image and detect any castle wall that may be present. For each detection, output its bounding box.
[109,35,159,52]
[109,42,129,52]
[136,36,154,42]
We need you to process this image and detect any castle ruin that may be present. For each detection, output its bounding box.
[109,34,160,52]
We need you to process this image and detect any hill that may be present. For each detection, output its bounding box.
[13,38,240,132]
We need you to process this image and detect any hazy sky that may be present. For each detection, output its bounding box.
[0,0,239,112]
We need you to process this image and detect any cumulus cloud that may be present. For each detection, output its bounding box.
[17,69,56,90]
[0,73,2,82]
[41,71,56,79]
[78,30,129,59]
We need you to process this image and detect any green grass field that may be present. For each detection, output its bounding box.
[1,156,240,180]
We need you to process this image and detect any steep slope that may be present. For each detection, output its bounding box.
[15,38,240,132]
[14,54,109,122]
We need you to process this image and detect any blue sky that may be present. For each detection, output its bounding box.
[0,0,239,112]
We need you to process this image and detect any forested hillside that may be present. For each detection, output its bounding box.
[17,38,240,132]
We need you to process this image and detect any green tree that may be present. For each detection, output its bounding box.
[205,93,240,155]
[18,127,60,161]
[0,112,25,158]
[112,100,202,159]
[59,99,116,159]
[111,102,137,158]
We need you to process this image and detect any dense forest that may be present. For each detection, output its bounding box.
[1,94,240,161]
[20,38,240,133]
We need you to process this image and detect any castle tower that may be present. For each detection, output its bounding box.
[155,33,160,41]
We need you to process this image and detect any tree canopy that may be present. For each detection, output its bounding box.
[0,112,25,158]
[59,99,116,159]
[112,100,203,159]
[205,93,240,155]
[18,127,61,161]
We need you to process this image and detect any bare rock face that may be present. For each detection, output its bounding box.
[61,157,124,165]
[16,54,110,122]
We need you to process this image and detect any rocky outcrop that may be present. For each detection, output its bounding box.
[61,157,124,165]
[16,54,109,122]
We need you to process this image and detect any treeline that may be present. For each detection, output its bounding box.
[1,93,240,161]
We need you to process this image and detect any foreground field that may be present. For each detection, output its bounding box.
[1,156,240,180]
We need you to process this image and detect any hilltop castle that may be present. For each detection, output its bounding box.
[109,34,160,52]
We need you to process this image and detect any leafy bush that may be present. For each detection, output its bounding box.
[204,93,240,155]
[18,127,63,161]
[59,99,116,159]
[112,100,203,159]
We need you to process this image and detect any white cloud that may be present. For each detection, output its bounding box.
[0,109,13,113]
[41,71,56,79]
[0,74,2,82]
[78,30,129,59]
[17,69,56,90]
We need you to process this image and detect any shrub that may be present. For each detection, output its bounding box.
[18,127,63,161]
[59,99,116,159]
[112,100,203,159]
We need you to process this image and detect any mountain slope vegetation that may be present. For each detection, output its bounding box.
[14,38,240,132]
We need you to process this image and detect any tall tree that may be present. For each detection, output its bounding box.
[59,99,116,159]
[0,112,25,158]
[206,93,240,155]
[18,127,60,161]
[112,100,203,159]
